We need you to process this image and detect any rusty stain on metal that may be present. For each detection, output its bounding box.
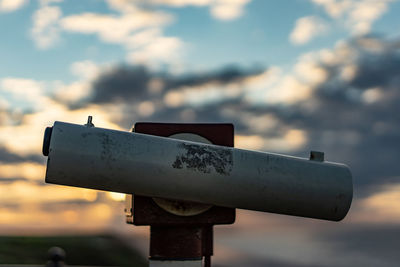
[172,143,233,175]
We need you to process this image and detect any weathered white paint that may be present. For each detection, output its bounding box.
[152,132,213,216]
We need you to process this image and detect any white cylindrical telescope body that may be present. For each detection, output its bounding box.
[44,121,353,221]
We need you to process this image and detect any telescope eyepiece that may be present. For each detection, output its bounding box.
[43,127,53,156]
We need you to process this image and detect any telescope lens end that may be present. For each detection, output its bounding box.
[42,127,53,156]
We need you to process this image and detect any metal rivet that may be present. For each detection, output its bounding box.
[85,115,94,127]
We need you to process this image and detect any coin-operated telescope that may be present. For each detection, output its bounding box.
[42,118,352,266]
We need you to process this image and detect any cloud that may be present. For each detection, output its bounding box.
[0,162,45,184]
[126,0,251,21]
[359,183,400,222]
[1,78,43,97]
[272,36,400,191]
[141,0,212,7]
[51,60,103,106]
[70,60,101,81]
[0,0,28,13]
[348,0,392,34]
[0,91,122,155]
[52,81,92,106]
[89,65,152,104]
[0,77,48,113]
[262,75,313,104]
[31,4,62,49]
[126,35,184,66]
[311,0,394,35]
[235,129,307,152]
[0,179,121,231]
[88,64,262,105]
[0,181,99,205]
[60,11,173,44]
[294,53,329,85]
[58,2,183,66]
[210,0,251,21]
[28,0,182,66]
[0,147,43,164]
[66,64,263,130]
[40,0,62,5]
[29,0,249,63]
[290,16,328,45]
[311,0,352,18]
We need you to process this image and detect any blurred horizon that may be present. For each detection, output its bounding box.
[1,0,400,266]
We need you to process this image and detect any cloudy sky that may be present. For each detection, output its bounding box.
[0,0,400,266]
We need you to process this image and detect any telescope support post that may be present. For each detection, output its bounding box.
[149,226,211,267]
[127,123,236,267]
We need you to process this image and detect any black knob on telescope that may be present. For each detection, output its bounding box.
[42,127,53,156]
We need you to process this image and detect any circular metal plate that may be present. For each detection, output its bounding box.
[152,133,214,216]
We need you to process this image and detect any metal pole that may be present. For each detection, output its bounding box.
[128,123,235,267]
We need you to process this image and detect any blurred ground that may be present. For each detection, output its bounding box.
[0,234,147,267]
